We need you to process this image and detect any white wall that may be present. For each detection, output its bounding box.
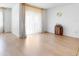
[47,4,79,38]
[12,4,20,37]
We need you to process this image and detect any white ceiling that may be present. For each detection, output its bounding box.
[29,3,71,9]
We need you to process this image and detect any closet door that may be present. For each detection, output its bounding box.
[0,9,3,33]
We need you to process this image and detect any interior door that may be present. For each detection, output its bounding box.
[0,9,3,33]
[3,8,12,33]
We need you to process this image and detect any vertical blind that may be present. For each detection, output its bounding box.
[25,5,43,34]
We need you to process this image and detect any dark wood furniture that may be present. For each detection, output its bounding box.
[55,24,63,35]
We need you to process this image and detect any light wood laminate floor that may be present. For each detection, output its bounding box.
[0,33,79,56]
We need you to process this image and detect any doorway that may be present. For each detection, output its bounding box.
[3,8,12,33]
[0,8,12,33]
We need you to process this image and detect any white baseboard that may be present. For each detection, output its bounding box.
[47,31,79,39]
[64,33,79,39]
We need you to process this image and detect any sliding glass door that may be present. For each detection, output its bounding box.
[25,5,43,35]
